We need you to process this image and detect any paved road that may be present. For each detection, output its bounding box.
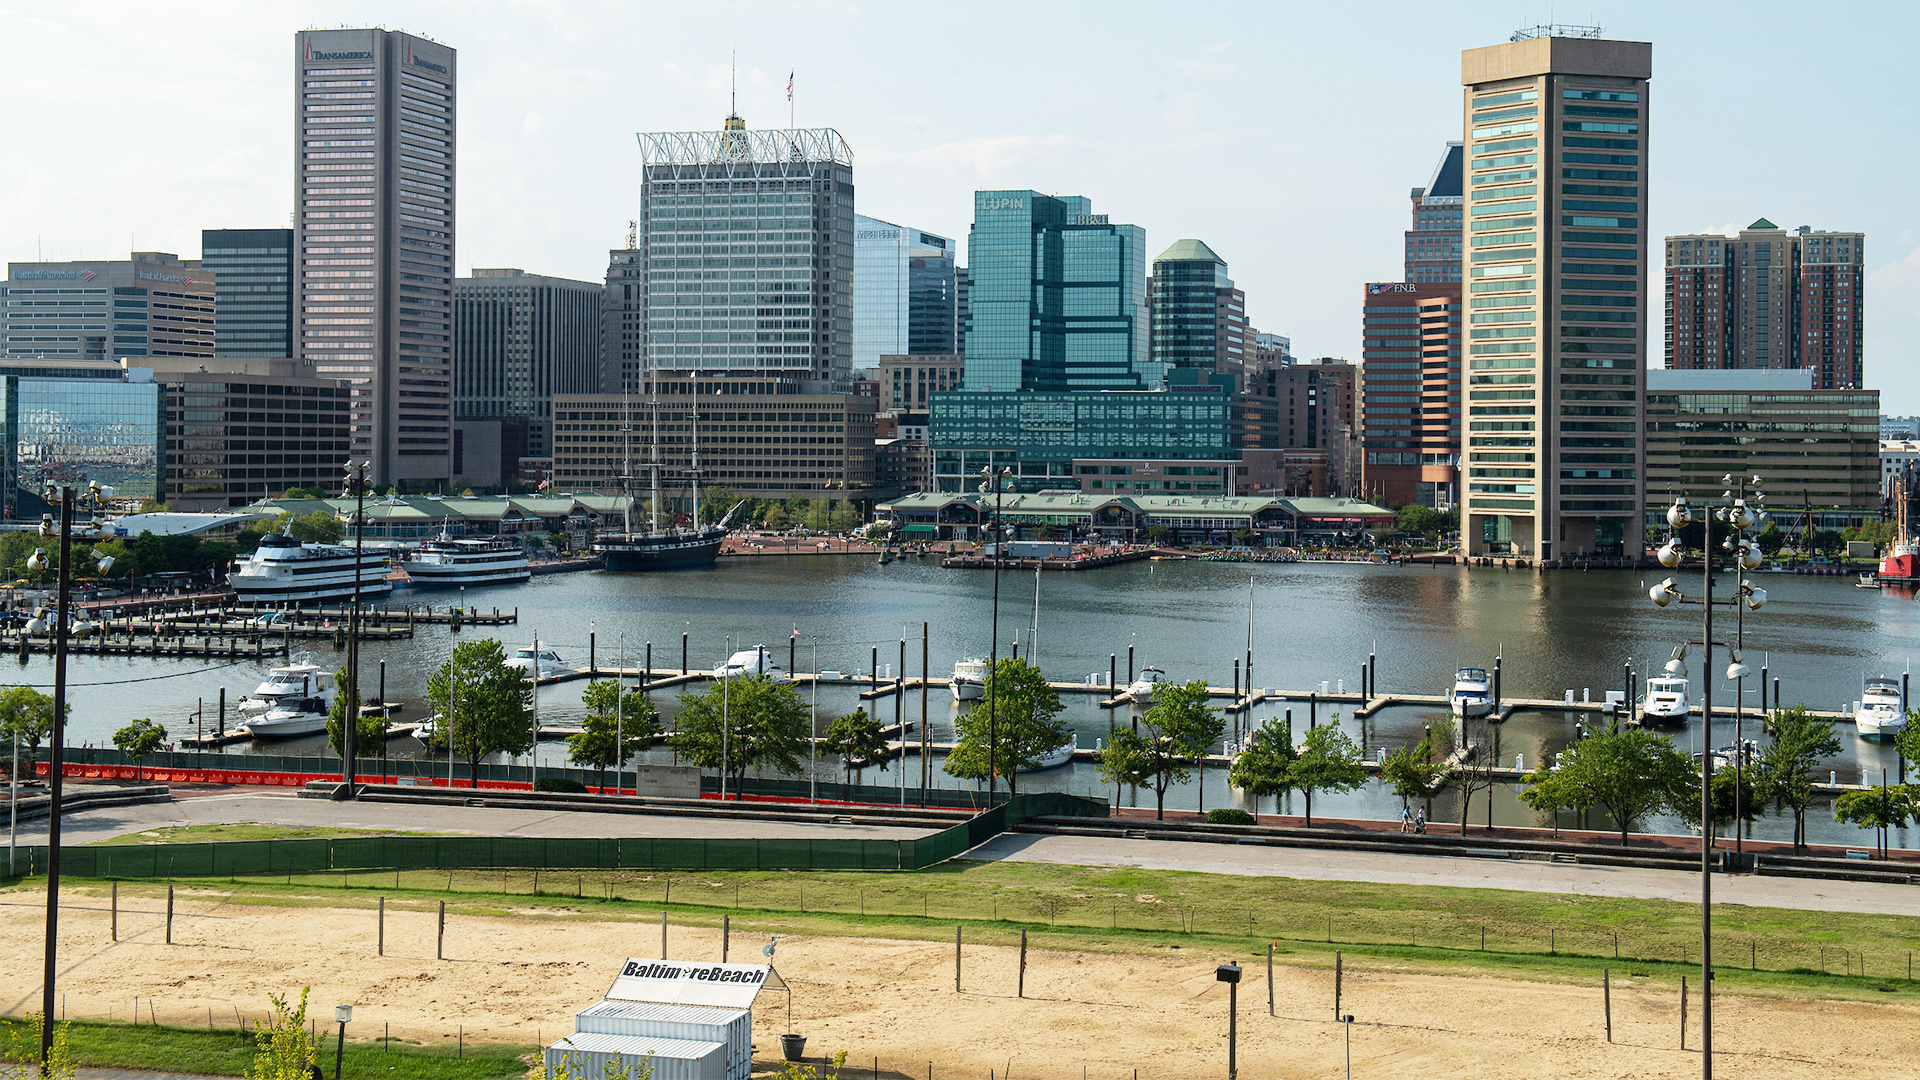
[967,832,1920,918]
[9,791,936,845]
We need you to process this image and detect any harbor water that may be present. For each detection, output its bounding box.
[29,555,1920,848]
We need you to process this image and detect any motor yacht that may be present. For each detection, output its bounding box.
[1449,667,1493,718]
[712,647,790,682]
[236,664,333,739]
[506,645,570,682]
[1857,677,1907,741]
[1126,667,1167,704]
[230,529,391,605]
[950,658,987,701]
[1640,663,1690,726]
[1022,731,1076,772]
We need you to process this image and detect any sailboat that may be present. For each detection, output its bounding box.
[593,373,741,571]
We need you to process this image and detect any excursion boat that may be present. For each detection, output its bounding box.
[231,529,392,606]
[236,664,333,739]
[1449,667,1493,717]
[506,645,570,682]
[402,531,531,588]
[713,647,790,682]
[1857,677,1907,741]
[1640,669,1691,726]
[1126,667,1167,704]
[951,658,987,701]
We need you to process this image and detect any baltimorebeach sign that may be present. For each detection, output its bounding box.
[605,959,784,1009]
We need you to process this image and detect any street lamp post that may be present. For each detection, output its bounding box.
[979,464,1010,806]
[332,1005,352,1080]
[1648,474,1767,1080]
[340,461,371,797]
[34,481,113,1072]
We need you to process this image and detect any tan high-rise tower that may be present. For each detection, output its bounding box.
[1460,29,1650,561]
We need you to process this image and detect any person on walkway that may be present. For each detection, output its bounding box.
[1415,807,1426,834]
[1401,806,1413,833]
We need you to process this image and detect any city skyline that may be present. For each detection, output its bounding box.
[4,2,1917,408]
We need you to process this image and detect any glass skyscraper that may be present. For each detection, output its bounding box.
[1149,239,1248,374]
[0,362,161,517]
[853,214,958,369]
[202,229,294,358]
[963,191,1149,393]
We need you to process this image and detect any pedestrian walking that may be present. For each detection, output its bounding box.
[1415,807,1426,834]
[1401,806,1413,833]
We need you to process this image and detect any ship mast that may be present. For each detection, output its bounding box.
[650,377,663,534]
[620,377,633,536]
[690,373,703,530]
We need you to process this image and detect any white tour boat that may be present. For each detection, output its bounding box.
[1449,666,1493,717]
[402,531,531,588]
[713,647,790,682]
[506,645,570,682]
[237,664,333,739]
[230,529,392,606]
[1857,677,1907,741]
[951,658,988,701]
[1126,667,1167,704]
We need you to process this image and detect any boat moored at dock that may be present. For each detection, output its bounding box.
[402,532,531,588]
[1857,677,1907,741]
[236,664,333,739]
[1449,667,1493,717]
[231,531,392,606]
[951,658,987,701]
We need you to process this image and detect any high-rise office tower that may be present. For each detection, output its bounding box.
[602,243,642,393]
[1360,282,1461,508]
[1460,29,1650,560]
[964,191,1150,393]
[202,229,294,358]
[453,269,604,459]
[1405,144,1464,283]
[3,253,213,361]
[1150,240,1250,374]
[293,28,456,488]
[853,215,960,368]
[635,114,853,392]
[1665,221,1863,389]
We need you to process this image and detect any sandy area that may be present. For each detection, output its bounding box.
[1,884,1916,1079]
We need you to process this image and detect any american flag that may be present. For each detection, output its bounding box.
[787,71,794,101]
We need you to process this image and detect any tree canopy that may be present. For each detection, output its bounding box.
[1754,705,1843,848]
[424,638,534,788]
[324,666,387,762]
[668,674,812,795]
[567,679,659,789]
[821,708,892,786]
[1520,726,1693,846]
[943,657,1069,798]
[1112,679,1224,819]
[1225,716,1296,822]
[1380,722,1451,819]
[113,717,167,780]
[0,685,60,751]
[1224,716,1366,827]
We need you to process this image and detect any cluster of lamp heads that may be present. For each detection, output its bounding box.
[1662,642,1753,684]
[29,479,120,579]
[1649,474,1767,613]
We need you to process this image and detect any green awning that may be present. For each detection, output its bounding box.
[901,524,937,534]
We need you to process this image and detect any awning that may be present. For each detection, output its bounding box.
[901,524,937,534]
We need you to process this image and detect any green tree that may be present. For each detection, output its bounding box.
[1834,785,1912,860]
[1231,526,1256,547]
[1380,722,1451,822]
[1226,716,1296,822]
[1754,705,1843,848]
[1810,528,1844,555]
[943,657,1069,798]
[1094,729,1156,810]
[699,485,738,524]
[0,685,59,752]
[113,717,167,780]
[1145,524,1172,545]
[1675,764,1761,843]
[1124,679,1226,820]
[1754,520,1785,556]
[1517,757,1588,836]
[567,680,659,790]
[763,505,790,531]
[669,674,812,796]
[424,638,534,788]
[271,510,345,544]
[1524,726,1693,846]
[244,989,317,1080]
[820,708,892,786]
[1287,720,1369,828]
[828,498,860,533]
[324,666,387,762]
[283,486,327,499]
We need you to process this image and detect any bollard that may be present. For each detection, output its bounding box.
[1680,975,1687,1049]
[1267,942,1274,1016]
[661,911,667,959]
[438,901,445,960]
[682,633,688,675]
[590,631,596,675]
[645,642,652,688]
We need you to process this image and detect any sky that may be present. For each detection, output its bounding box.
[3,0,1917,410]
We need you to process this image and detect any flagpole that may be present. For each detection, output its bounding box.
[788,70,795,130]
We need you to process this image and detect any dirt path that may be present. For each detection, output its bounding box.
[1,885,1914,1078]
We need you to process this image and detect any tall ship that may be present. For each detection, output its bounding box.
[230,527,392,605]
[401,528,531,588]
[591,384,740,571]
[1882,459,1916,582]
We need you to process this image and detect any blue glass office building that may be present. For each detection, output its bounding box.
[963,191,1151,393]
[929,388,1230,492]
[0,361,161,517]
[853,214,958,369]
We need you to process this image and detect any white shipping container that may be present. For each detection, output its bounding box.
[574,1000,752,1080]
[544,1031,726,1080]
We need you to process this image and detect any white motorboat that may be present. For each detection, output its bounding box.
[1857,677,1907,741]
[402,531,531,588]
[1640,664,1690,726]
[237,664,333,739]
[230,528,392,605]
[1449,666,1493,717]
[713,646,790,682]
[1126,667,1167,704]
[1021,731,1077,772]
[951,658,987,701]
[506,645,570,682]
[413,716,440,746]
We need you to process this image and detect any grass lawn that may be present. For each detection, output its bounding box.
[92,823,454,846]
[0,1015,533,1080]
[41,855,1920,1002]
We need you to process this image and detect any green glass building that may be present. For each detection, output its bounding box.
[963,191,1151,393]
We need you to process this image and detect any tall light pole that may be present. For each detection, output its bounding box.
[1648,473,1767,1080]
[979,463,1010,806]
[340,461,371,796]
[33,480,112,1072]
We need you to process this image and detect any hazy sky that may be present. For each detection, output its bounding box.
[4,1,1916,409]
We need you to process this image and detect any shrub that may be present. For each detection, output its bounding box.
[1206,808,1256,825]
[534,776,589,794]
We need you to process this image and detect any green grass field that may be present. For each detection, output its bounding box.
[0,1015,533,1080]
[34,821,1920,1002]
